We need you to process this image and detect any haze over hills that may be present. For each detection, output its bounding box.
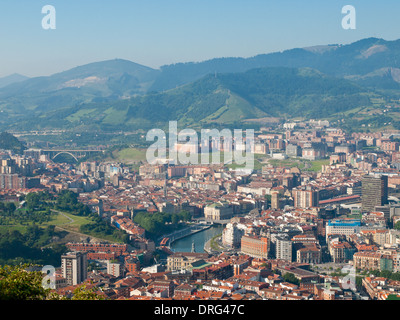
[0,73,29,89]
[150,37,400,92]
[0,59,159,113]
[7,67,379,132]
[1,37,400,131]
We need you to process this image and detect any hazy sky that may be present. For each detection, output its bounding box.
[0,0,399,77]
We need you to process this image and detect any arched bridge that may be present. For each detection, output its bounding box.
[41,149,104,162]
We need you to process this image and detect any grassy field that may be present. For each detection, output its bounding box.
[119,146,269,170]
[307,159,330,172]
[267,158,330,172]
[107,147,329,173]
[0,209,124,244]
[50,210,95,233]
[0,224,27,233]
[268,158,305,169]
[113,147,147,163]
[0,210,94,234]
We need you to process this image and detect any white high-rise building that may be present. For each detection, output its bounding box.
[275,237,292,262]
[61,251,88,286]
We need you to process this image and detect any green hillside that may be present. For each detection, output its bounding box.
[0,132,25,154]
[1,37,400,132]
[7,66,379,132]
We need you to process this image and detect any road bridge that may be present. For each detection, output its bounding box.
[41,149,104,162]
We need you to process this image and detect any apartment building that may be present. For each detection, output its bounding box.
[61,251,88,286]
[286,144,301,157]
[328,241,355,263]
[275,237,292,262]
[240,235,269,259]
[107,261,124,278]
[377,249,400,273]
[353,251,390,271]
[0,173,40,189]
[152,280,175,298]
[292,188,319,209]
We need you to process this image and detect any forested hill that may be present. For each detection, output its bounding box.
[0,132,25,154]
[1,37,400,131]
[12,66,375,131]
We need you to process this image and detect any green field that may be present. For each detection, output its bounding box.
[268,158,305,168]
[116,147,268,170]
[102,106,129,125]
[0,210,94,235]
[49,210,95,233]
[113,147,147,163]
[267,158,330,172]
[107,147,329,173]
[66,108,97,122]
[307,159,331,172]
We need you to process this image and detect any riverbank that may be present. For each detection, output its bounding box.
[204,233,222,253]
[160,224,212,246]
[170,224,224,253]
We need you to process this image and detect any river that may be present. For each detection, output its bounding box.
[170,224,224,253]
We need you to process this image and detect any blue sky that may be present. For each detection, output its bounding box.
[0,0,399,77]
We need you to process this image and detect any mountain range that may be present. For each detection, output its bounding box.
[1,37,400,131]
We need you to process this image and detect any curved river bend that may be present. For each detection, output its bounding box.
[170,225,224,253]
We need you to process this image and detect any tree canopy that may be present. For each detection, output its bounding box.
[133,210,192,238]
[0,264,104,300]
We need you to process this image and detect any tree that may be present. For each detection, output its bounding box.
[70,284,105,300]
[0,264,48,300]
[47,283,105,300]
[282,272,300,285]
[0,264,105,300]
[0,132,25,154]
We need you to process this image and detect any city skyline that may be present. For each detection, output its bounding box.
[1,0,400,77]
[2,0,400,305]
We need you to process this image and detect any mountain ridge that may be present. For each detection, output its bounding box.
[1,37,400,131]
[0,73,30,89]
[6,66,378,131]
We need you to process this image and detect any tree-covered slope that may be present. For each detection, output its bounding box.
[8,67,376,131]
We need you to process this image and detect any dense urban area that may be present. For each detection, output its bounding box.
[1,117,400,301]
